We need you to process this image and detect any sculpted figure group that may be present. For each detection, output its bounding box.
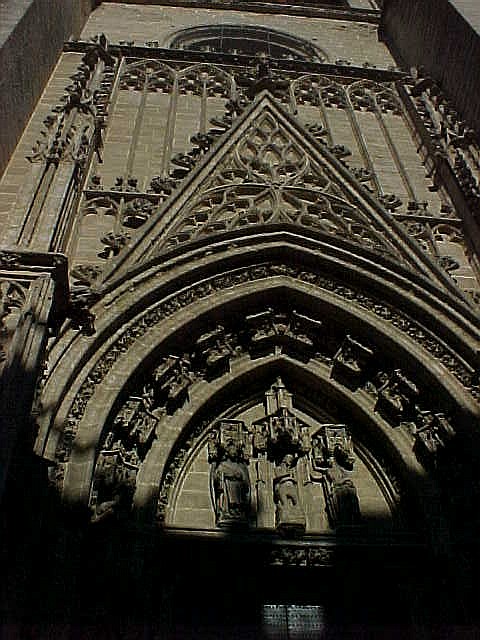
[207,380,361,534]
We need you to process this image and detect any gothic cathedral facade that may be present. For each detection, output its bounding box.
[1,1,480,637]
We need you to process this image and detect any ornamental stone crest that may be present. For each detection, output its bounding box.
[107,91,463,296]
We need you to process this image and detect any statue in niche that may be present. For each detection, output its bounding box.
[273,453,306,535]
[325,443,361,527]
[90,493,122,524]
[311,435,325,472]
[209,423,251,528]
[252,422,268,455]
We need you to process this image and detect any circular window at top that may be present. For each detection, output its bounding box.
[169,25,328,63]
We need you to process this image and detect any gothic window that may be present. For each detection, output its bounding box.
[169,25,328,63]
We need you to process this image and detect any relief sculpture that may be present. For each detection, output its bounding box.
[253,379,310,535]
[208,420,251,528]
[315,426,361,527]
[325,444,361,526]
[273,453,306,535]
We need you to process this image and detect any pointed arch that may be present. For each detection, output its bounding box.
[36,235,480,549]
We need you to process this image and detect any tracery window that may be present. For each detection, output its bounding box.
[169,25,328,63]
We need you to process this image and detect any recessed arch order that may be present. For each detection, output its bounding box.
[37,230,480,543]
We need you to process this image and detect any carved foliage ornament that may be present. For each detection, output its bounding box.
[28,35,116,167]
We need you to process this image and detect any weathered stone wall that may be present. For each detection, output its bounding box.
[0,0,94,178]
[0,53,84,240]
[0,5,392,244]
[81,3,392,67]
[381,0,480,134]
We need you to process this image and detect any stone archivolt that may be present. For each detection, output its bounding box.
[43,285,464,529]
[59,261,478,453]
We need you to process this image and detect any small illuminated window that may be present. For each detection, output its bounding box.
[263,604,325,639]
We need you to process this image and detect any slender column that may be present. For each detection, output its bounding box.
[126,69,150,182]
[316,85,334,147]
[373,93,418,202]
[199,72,208,135]
[345,93,382,196]
[162,76,179,178]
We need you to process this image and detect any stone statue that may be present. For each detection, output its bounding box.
[311,435,325,471]
[273,453,306,535]
[210,439,250,527]
[325,444,361,526]
[90,493,121,523]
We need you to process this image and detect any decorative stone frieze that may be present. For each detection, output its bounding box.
[269,545,335,567]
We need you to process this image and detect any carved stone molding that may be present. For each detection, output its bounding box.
[50,260,477,484]
[28,35,116,167]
